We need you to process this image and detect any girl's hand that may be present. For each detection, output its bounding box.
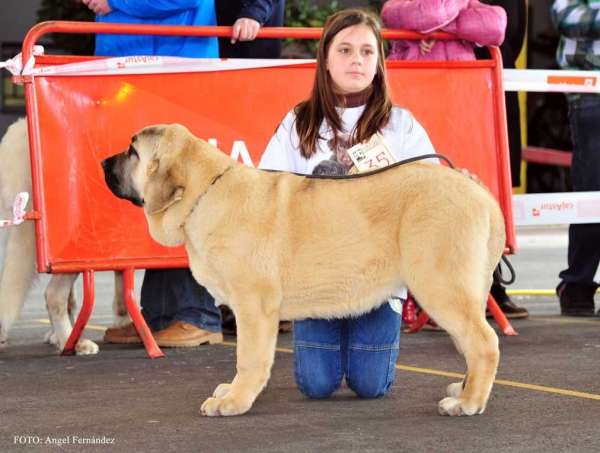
[419,38,435,55]
[458,168,480,182]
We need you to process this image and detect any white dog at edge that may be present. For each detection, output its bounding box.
[0,118,126,354]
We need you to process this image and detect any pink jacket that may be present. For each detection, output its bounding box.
[381,0,507,61]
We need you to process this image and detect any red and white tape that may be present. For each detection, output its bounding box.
[0,192,29,227]
[2,47,598,95]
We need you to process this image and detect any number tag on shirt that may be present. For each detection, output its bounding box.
[347,133,396,172]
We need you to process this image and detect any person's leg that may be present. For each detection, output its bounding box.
[560,224,600,287]
[345,302,400,398]
[105,268,222,346]
[140,268,221,332]
[168,268,222,332]
[139,268,172,332]
[293,318,344,399]
[490,274,529,319]
[149,268,222,347]
[558,95,600,315]
[104,268,170,343]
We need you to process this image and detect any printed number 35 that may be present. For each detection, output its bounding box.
[366,151,390,169]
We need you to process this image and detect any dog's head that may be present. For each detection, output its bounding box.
[103,123,218,246]
[103,123,236,246]
[102,123,197,216]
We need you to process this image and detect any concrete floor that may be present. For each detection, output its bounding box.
[1,226,600,452]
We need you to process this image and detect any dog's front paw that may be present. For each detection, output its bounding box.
[213,383,232,399]
[200,396,251,417]
[446,382,463,398]
[438,397,484,416]
[75,339,100,355]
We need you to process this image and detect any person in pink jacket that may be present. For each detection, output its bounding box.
[382,0,507,61]
[383,0,530,325]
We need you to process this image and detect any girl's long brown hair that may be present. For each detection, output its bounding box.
[294,9,393,159]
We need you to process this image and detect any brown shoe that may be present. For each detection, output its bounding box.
[487,300,530,319]
[104,322,143,344]
[499,300,530,319]
[153,321,223,348]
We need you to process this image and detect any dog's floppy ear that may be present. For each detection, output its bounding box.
[143,126,188,215]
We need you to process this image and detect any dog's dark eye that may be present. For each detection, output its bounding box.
[128,146,139,159]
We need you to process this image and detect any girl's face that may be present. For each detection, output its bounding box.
[326,24,378,95]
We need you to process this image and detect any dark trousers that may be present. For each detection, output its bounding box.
[140,268,221,333]
[559,94,600,286]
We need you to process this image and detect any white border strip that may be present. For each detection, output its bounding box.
[513,192,600,226]
[22,57,315,77]
[3,52,599,95]
[504,68,600,93]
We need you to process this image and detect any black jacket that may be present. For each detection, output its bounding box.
[215,0,285,59]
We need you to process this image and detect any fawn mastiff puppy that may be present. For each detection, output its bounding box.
[102,124,505,417]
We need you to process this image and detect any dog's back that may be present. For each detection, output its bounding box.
[0,118,37,346]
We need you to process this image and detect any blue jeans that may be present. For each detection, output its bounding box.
[140,268,222,333]
[559,95,600,286]
[293,302,401,399]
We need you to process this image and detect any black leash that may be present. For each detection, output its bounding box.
[266,152,516,285]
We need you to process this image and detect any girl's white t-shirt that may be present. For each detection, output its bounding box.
[259,105,437,174]
[258,104,438,303]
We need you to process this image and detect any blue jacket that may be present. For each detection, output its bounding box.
[95,0,219,58]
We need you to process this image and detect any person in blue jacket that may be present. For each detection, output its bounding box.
[83,0,219,58]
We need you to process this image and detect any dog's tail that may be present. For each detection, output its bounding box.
[0,118,37,347]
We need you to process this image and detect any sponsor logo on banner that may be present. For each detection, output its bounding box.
[124,56,160,64]
[539,201,574,212]
[547,75,597,87]
[530,201,574,219]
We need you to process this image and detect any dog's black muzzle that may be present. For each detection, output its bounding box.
[101,155,143,208]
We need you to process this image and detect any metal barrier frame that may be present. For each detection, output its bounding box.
[16,22,516,356]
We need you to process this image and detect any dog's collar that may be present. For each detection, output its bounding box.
[187,164,237,218]
[208,164,236,191]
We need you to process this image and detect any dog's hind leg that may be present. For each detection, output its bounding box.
[45,273,99,355]
[0,222,37,348]
[201,294,280,417]
[409,256,499,416]
[111,271,130,327]
[438,317,498,416]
